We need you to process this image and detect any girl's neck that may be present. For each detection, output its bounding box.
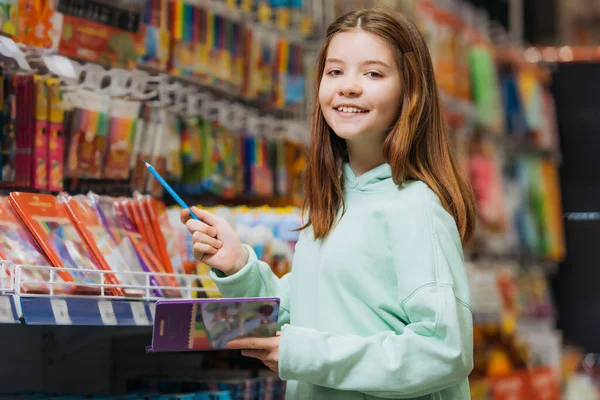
[346,137,386,177]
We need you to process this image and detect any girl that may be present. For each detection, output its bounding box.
[182,8,476,400]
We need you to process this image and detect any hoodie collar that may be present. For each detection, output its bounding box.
[343,162,393,192]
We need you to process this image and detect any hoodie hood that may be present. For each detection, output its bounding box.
[343,162,395,192]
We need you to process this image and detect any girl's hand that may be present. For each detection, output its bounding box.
[180,207,249,276]
[226,332,281,372]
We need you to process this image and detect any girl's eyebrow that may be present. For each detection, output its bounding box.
[325,58,391,69]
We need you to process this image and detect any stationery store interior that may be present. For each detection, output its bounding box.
[0,0,598,399]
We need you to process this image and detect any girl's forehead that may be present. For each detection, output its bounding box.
[327,31,397,64]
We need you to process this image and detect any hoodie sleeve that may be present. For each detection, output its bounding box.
[209,244,291,328]
[277,191,473,398]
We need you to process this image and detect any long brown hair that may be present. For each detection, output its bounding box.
[301,8,476,246]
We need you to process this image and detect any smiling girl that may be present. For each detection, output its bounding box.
[181,8,476,400]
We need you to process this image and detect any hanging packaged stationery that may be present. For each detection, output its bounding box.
[32,76,49,190]
[194,5,209,79]
[46,80,66,187]
[140,0,171,70]
[436,4,459,98]
[207,10,220,84]
[241,23,255,98]
[230,104,247,196]
[131,103,153,192]
[200,101,236,197]
[517,66,548,145]
[181,116,203,167]
[145,107,173,199]
[0,68,16,186]
[13,74,34,188]
[12,75,24,186]
[220,108,241,199]
[8,192,109,295]
[467,135,508,234]
[232,20,244,92]
[539,73,561,154]
[285,122,307,206]
[271,125,288,198]
[0,0,18,37]
[62,193,146,297]
[66,90,111,179]
[56,1,143,68]
[103,98,141,179]
[245,115,274,198]
[259,31,277,105]
[273,35,293,109]
[511,157,542,258]
[47,87,67,192]
[166,110,183,182]
[0,196,67,294]
[469,45,504,134]
[180,93,206,191]
[89,192,159,294]
[170,0,195,77]
[539,160,565,262]
[16,0,58,48]
[285,43,305,108]
[454,6,473,103]
[499,65,528,136]
[221,14,235,88]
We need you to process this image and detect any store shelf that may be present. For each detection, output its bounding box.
[0,294,20,324]
[0,262,18,324]
[0,264,216,327]
[20,296,154,327]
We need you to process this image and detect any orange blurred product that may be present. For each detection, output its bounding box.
[8,192,106,295]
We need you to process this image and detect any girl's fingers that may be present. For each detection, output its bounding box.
[186,219,218,238]
[192,231,223,249]
[263,360,278,372]
[180,208,190,224]
[193,242,218,260]
[190,207,219,226]
[241,349,267,359]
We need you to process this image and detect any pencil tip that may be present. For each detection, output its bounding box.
[143,160,149,166]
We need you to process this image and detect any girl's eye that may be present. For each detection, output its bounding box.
[367,71,383,79]
[326,69,342,76]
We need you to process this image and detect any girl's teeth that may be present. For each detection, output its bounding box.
[337,107,366,113]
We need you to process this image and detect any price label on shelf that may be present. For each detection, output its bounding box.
[50,299,72,325]
[98,301,117,326]
[148,302,156,321]
[130,302,150,326]
[0,296,13,323]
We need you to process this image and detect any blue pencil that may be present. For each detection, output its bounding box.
[143,160,200,221]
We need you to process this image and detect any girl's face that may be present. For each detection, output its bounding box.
[319,30,402,144]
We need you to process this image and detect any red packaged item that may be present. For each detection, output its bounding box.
[8,192,111,295]
[0,197,68,294]
[89,193,159,297]
[60,193,131,297]
[120,198,181,297]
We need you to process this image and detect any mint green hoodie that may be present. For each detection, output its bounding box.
[210,163,474,400]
